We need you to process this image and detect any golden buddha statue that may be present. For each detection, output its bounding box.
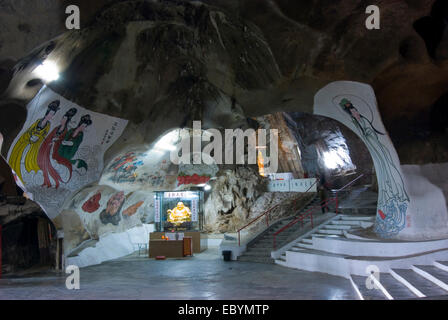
[167,202,192,226]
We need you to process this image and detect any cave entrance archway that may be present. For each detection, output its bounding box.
[313,81,411,239]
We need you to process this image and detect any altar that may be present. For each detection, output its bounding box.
[149,190,207,258]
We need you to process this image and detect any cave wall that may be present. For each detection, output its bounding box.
[0,0,446,263]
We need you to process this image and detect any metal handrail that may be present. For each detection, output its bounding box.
[237,179,318,246]
[272,173,370,249]
[332,173,365,193]
[273,197,338,250]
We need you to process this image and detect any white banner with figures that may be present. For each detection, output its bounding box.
[7,86,128,219]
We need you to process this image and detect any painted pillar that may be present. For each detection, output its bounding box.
[314,81,410,238]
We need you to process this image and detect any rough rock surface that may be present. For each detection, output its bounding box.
[204,166,268,233]
[1,0,447,163]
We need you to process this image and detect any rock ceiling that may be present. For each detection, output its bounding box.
[0,0,447,164]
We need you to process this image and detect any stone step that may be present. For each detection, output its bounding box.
[391,268,448,298]
[300,238,313,244]
[412,265,448,292]
[378,273,417,300]
[350,275,388,300]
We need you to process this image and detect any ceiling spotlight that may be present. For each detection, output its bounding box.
[34,60,60,82]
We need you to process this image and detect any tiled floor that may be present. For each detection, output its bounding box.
[0,248,357,300]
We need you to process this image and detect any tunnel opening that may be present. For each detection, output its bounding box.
[413,0,448,59]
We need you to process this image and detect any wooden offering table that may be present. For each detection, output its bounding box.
[149,235,194,259]
[149,231,207,254]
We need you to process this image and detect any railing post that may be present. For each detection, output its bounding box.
[335,195,339,214]
[238,231,240,247]
[311,214,313,228]
[0,225,2,279]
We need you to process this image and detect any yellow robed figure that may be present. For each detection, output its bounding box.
[167,202,192,226]
[8,100,61,183]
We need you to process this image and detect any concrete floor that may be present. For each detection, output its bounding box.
[0,248,358,300]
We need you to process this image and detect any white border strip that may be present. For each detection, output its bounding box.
[372,274,394,300]
[434,261,448,272]
[389,269,425,298]
[412,266,448,292]
[350,276,365,300]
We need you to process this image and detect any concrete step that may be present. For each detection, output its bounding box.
[412,265,448,292]
[300,238,313,244]
[317,229,344,235]
[242,250,271,257]
[247,247,272,252]
[331,220,362,226]
[350,275,388,300]
[293,243,314,250]
[323,224,352,230]
[378,273,417,300]
[237,255,275,264]
[340,216,375,221]
[391,268,448,298]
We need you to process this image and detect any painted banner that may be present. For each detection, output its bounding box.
[191,199,198,222]
[314,81,410,238]
[154,197,161,222]
[7,86,128,219]
[267,178,317,193]
[289,178,317,192]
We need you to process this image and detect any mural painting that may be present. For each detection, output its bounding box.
[81,191,102,213]
[123,201,145,217]
[99,191,126,226]
[101,149,177,191]
[177,163,218,187]
[314,81,410,238]
[6,86,128,218]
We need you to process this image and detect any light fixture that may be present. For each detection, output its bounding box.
[34,60,60,82]
[204,184,211,191]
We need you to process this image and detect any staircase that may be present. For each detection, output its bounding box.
[237,197,322,264]
[332,186,377,216]
[274,214,448,300]
[277,215,375,261]
[351,263,448,300]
